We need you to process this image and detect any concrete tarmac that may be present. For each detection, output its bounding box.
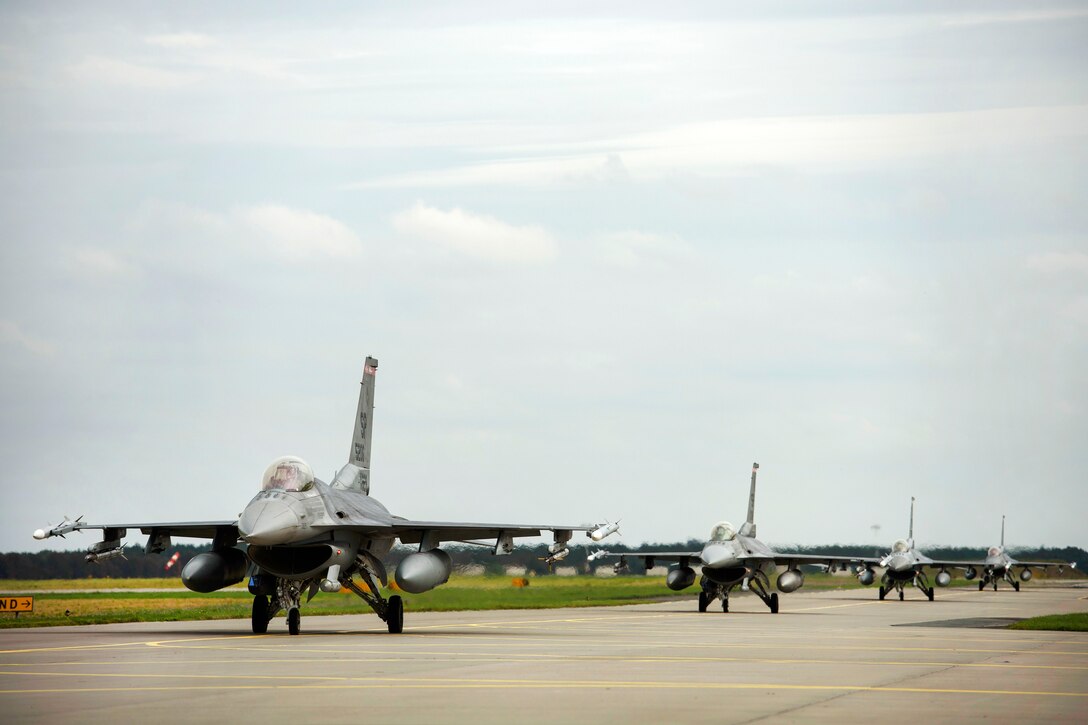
[2,583,1086,724]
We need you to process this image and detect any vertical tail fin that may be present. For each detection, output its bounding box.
[1000,514,1005,547]
[908,496,915,540]
[331,357,378,493]
[739,462,759,537]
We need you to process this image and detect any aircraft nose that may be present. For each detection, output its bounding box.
[700,544,737,570]
[238,497,301,545]
[887,553,912,572]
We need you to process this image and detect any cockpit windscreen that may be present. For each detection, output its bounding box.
[261,456,315,492]
[710,521,737,542]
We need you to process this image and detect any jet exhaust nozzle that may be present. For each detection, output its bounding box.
[395,549,452,594]
[665,565,696,591]
[181,549,248,593]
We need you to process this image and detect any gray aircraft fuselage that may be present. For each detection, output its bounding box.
[699,534,777,586]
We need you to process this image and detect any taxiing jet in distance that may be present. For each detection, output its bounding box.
[971,515,1073,591]
[610,463,868,613]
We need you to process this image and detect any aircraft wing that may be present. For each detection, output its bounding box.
[918,558,987,569]
[34,518,239,546]
[771,553,880,569]
[605,551,705,566]
[383,520,603,550]
[1008,560,1070,569]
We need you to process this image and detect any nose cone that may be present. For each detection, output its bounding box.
[886,552,913,572]
[238,497,302,545]
[700,543,738,570]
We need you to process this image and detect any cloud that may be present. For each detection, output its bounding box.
[0,320,55,356]
[357,106,1088,188]
[144,33,216,49]
[67,56,199,89]
[1026,251,1088,275]
[391,202,556,264]
[941,9,1088,27]
[595,230,690,267]
[126,201,361,262]
[67,248,140,280]
[240,205,362,259]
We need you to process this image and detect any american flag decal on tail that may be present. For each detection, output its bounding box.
[364,363,377,376]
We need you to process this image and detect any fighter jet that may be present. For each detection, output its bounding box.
[608,463,868,613]
[33,357,617,635]
[857,497,977,601]
[971,515,1072,591]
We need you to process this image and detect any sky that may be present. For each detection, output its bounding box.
[1,1,1085,555]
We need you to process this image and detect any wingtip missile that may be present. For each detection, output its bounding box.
[33,515,85,540]
[589,519,621,542]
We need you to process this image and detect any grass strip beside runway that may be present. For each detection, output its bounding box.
[0,572,881,629]
[1008,612,1088,632]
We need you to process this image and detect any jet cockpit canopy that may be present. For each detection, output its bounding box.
[261,456,315,492]
[987,546,1002,558]
[892,539,910,553]
[710,521,737,542]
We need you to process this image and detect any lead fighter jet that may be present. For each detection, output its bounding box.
[34,357,616,635]
[610,463,867,613]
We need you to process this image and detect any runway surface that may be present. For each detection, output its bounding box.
[2,583,1086,724]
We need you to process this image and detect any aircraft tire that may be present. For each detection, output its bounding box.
[721,597,728,613]
[251,595,269,634]
[979,581,985,591]
[387,595,404,634]
[927,588,934,601]
[698,591,709,613]
[287,607,300,636]
[769,593,779,614]
[878,586,885,600]
[1013,581,1020,592]
[899,590,904,601]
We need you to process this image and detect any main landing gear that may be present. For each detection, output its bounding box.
[697,572,779,614]
[341,552,404,634]
[249,552,406,636]
[879,573,934,602]
[252,594,270,634]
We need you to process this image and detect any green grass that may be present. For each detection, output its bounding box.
[1008,612,1088,632]
[0,571,979,629]
[0,575,689,628]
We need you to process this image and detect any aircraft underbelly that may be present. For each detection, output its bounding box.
[702,565,747,585]
[886,569,917,583]
[248,541,358,579]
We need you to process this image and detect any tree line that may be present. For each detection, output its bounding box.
[2,541,1084,580]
